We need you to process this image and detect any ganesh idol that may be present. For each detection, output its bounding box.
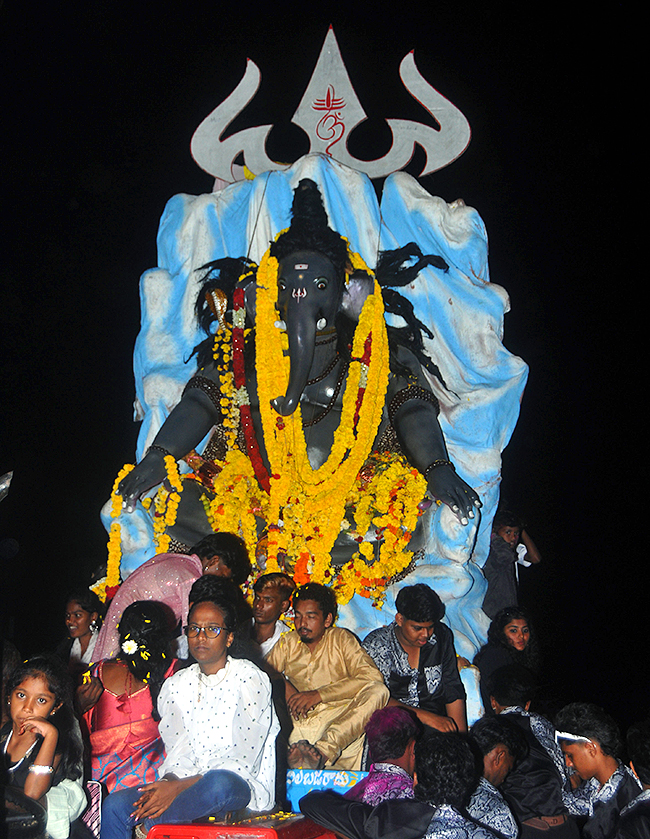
[114,177,481,608]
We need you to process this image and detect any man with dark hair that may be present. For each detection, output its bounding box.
[93,532,252,661]
[344,707,421,805]
[249,572,295,657]
[363,583,467,732]
[300,728,499,838]
[619,720,650,838]
[555,702,641,839]
[189,533,252,586]
[489,665,579,839]
[468,716,526,839]
[267,582,388,771]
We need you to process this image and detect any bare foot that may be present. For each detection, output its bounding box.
[288,740,325,769]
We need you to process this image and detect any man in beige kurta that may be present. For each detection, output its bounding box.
[267,584,388,770]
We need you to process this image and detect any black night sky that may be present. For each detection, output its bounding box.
[1,5,639,727]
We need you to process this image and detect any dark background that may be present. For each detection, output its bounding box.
[1,5,639,727]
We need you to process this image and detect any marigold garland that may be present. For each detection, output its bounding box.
[253,245,392,593]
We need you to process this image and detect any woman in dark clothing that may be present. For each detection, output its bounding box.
[474,606,539,715]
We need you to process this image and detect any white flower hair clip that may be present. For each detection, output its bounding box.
[121,639,138,655]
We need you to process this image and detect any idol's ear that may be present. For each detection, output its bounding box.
[340,273,375,321]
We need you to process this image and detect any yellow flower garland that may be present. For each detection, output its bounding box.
[254,245,390,587]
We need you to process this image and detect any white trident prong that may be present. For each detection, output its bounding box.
[191,26,470,183]
[292,288,307,301]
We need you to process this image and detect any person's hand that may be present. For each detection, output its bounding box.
[131,780,181,821]
[456,655,471,670]
[19,715,58,740]
[426,464,481,525]
[76,677,104,715]
[417,709,458,732]
[118,452,168,513]
[287,690,322,720]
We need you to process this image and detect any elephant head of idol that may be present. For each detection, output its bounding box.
[267,179,374,417]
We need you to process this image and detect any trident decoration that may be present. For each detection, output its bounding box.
[191,27,471,183]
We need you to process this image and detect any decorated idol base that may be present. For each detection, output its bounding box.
[101,153,526,675]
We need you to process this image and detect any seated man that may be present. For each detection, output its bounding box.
[468,715,527,839]
[345,706,421,805]
[94,532,252,661]
[490,665,578,839]
[248,572,295,657]
[555,702,642,839]
[266,582,388,771]
[300,728,499,839]
[618,719,650,838]
[363,584,467,732]
[100,591,278,839]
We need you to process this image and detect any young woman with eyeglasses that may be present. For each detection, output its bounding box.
[100,592,279,839]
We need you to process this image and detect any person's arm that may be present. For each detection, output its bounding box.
[76,675,104,718]
[445,698,467,733]
[317,632,386,704]
[22,720,60,800]
[520,529,541,564]
[286,684,322,719]
[386,696,458,733]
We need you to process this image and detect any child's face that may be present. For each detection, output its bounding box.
[561,740,599,781]
[497,526,520,547]
[10,675,59,727]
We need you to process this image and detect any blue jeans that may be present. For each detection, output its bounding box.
[100,771,251,839]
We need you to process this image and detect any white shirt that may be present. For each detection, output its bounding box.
[256,619,290,658]
[157,658,279,811]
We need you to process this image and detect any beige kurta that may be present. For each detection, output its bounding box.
[267,626,389,769]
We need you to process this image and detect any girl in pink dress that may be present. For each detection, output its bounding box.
[77,601,176,793]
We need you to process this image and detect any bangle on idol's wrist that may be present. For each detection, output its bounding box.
[424,459,455,481]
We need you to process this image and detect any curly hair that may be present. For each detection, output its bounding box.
[555,702,623,759]
[117,601,174,719]
[414,730,480,808]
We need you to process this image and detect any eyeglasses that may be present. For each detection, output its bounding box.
[184,624,227,638]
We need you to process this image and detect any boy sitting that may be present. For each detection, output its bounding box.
[556,702,642,839]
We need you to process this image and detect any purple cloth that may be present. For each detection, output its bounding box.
[344,763,414,805]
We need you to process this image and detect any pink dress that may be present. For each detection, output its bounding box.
[93,552,203,661]
[83,660,175,792]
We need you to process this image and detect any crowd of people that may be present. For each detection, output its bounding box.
[2,527,648,839]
